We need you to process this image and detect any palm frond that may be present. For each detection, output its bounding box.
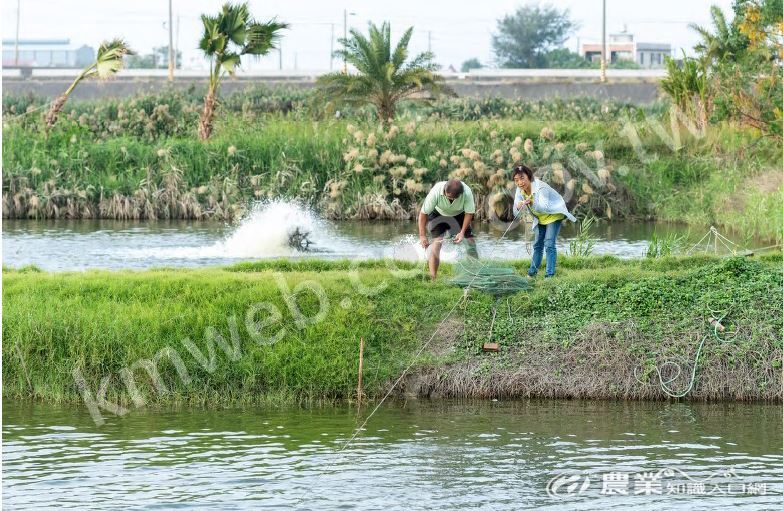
[199,15,224,55]
[243,20,288,55]
[710,5,729,41]
[219,2,249,46]
[88,38,134,79]
[344,28,381,76]
[391,27,414,69]
[370,23,392,69]
[220,52,242,75]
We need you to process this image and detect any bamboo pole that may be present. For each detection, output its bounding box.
[357,337,365,405]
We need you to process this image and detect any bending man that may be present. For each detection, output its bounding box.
[418,179,478,280]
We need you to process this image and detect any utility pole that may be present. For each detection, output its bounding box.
[330,23,335,71]
[428,31,432,53]
[342,10,356,73]
[278,46,282,70]
[14,0,20,65]
[600,0,607,83]
[176,14,180,70]
[167,0,174,81]
[343,9,348,73]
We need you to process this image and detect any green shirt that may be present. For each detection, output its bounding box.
[522,191,565,225]
[422,181,476,216]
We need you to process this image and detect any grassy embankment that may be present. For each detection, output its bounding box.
[3,255,782,407]
[3,91,781,242]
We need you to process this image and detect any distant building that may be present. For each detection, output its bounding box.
[2,39,95,68]
[581,31,671,69]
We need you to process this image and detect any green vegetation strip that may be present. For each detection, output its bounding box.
[5,92,782,242]
[3,255,782,406]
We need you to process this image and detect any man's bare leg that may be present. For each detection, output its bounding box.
[465,237,478,259]
[428,237,444,280]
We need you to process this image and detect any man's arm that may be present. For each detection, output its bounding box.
[418,212,430,249]
[461,213,473,233]
[454,185,476,243]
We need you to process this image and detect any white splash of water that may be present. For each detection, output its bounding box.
[384,233,460,262]
[127,200,333,260]
[124,199,465,263]
[220,200,330,257]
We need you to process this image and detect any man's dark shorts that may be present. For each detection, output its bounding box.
[426,211,474,238]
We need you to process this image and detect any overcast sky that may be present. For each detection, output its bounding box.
[2,0,735,70]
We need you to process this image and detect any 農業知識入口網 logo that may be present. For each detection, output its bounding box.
[546,467,769,499]
[546,473,592,498]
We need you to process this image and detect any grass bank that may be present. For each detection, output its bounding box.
[3,255,782,409]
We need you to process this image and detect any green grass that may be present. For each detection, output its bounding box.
[2,262,460,405]
[3,255,782,407]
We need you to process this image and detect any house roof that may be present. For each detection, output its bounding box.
[1,39,86,52]
[636,42,672,51]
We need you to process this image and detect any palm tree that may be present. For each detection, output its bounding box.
[689,5,743,63]
[660,54,710,128]
[45,39,134,129]
[198,2,287,140]
[316,22,454,122]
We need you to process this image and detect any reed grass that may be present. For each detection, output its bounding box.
[4,91,782,240]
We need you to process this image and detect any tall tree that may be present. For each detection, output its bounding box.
[542,48,592,69]
[460,58,483,72]
[45,39,134,130]
[492,4,576,68]
[316,22,453,122]
[720,0,783,138]
[198,2,287,140]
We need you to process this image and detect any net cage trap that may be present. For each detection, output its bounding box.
[448,257,532,353]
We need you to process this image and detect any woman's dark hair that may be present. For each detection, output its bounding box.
[511,164,534,181]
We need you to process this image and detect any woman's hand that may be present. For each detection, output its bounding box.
[419,235,429,249]
[515,199,531,209]
[453,232,464,244]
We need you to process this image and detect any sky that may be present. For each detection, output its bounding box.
[2,0,735,71]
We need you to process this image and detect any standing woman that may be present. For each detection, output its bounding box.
[511,164,576,278]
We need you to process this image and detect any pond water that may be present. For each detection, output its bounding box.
[3,398,781,510]
[1,201,756,272]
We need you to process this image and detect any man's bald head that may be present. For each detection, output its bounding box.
[444,179,464,198]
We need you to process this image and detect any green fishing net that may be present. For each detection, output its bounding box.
[449,258,531,297]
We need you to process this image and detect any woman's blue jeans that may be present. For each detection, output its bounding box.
[528,219,562,277]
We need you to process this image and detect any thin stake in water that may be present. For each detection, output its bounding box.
[357,337,365,406]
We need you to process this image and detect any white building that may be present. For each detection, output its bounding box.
[581,31,671,69]
[2,39,94,68]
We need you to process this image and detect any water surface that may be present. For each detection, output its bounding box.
[3,399,781,509]
[1,206,756,272]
